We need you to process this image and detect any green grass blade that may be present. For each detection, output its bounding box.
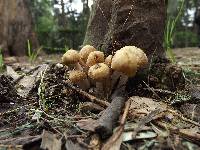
[27,40,31,58]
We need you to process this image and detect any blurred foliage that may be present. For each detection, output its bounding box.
[29,0,90,53]
[174,31,198,47]
[29,0,200,51]
[165,0,184,63]
[167,0,200,48]
[27,40,43,63]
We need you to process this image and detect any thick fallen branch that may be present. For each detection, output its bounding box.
[95,86,127,139]
[102,99,131,150]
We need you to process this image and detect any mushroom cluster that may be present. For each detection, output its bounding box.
[61,45,148,98]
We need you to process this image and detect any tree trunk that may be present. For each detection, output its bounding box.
[194,1,200,45]
[84,0,167,59]
[0,0,38,56]
[83,0,112,50]
[84,0,185,91]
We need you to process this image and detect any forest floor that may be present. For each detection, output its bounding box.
[0,47,200,150]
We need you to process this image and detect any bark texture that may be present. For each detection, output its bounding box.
[84,0,167,59]
[195,5,200,42]
[83,0,112,49]
[0,0,38,56]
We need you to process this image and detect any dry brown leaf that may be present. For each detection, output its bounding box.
[6,66,20,80]
[65,140,85,150]
[102,127,123,150]
[89,134,101,150]
[40,130,62,150]
[17,64,49,97]
[77,118,98,132]
[102,100,131,150]
[129,96,167,118]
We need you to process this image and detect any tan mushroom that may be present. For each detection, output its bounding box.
[61,49,82,70]
[111,48,138,77]
[86,51,105,67]
[62,49,80,65]
[88,63,110,98]
[121,46,148,68]
[111,46,148,90]
[79,45,96,62]
[105,55,113,67]
[68,70,90,90]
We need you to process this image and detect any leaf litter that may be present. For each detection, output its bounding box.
[0,60,200,150]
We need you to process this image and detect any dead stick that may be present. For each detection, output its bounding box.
[154,121,200,146]
[95,86,127,139]
[120,99,131,125]
[132,108,166,138]
[102,99,131,150]
[167,109,200,127]
[65,81,110,108]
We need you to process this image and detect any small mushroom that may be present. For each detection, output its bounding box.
[105,55,113,67]
[62,49,80,65]
[79,45,96,62]
[86,51,105,67]
[88,63,110,98]
[61,49,83,70]
[68,70,90,90]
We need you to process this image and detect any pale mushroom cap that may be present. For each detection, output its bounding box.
[86,51,105,67]
[88,63,110,81]
[121,46,148,68]
[111,49,138,77]
[105,55,113,67]
[79,45,96,62]
[68,70,87,83]
[62,50,80,65]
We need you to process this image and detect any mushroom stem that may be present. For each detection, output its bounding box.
[111,71,121,91]
[117,73,128,89]
[75,62,84,71]
[95,82,104,98]
[68,70,90,91]
[88,63,110,98]
[110,71,129,95]
[77,79,90,90]
[104,76,112,99]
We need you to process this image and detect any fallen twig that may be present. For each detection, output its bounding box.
[95,86,127,139]
[102,99,131,150]
[65,81,110,108]
[168,109,200,128]
[132,108,166,138]
[178,129,200,146]
[120,99,131,125]
[154,121,200,146]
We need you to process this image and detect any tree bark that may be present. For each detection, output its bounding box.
[194,1,200,45]
[0,0,38,56]
[84,0,167,59]
[83,0,112,50]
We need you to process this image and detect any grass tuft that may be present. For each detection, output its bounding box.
[164,0,185,63]
[0,48,4,72]
[27,40,43,63]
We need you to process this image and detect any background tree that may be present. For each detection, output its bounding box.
[29,0,55,49]
[30,0,90,51]
[84,0,167,60]
[194,0,200,45]
[169,0,199,48]
[0,0,38,56]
